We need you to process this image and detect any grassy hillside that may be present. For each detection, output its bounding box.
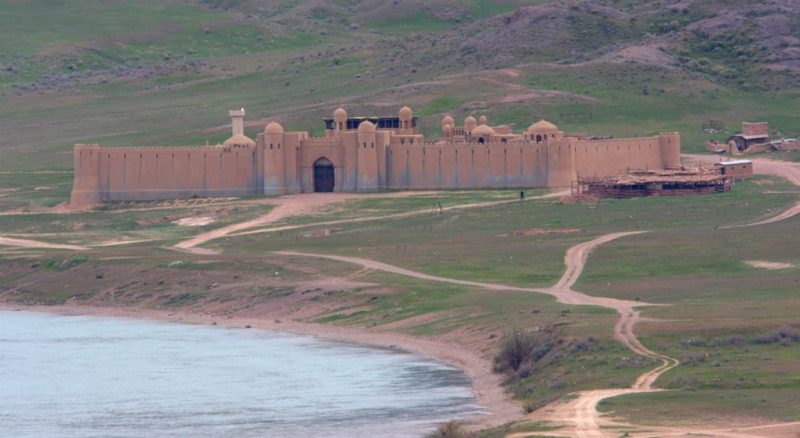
[1,0,799,182]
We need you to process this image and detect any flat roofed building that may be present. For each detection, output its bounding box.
[715,159,754,180]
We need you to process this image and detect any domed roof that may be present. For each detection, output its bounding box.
[333,107,347,120]
[479,115,488,125]
[528,119,558,133]
[265,121,284,134]
[357,120,375,133]
[399,106,413,119]
[471,124,496,136]
[442,115,454,126]
[223,134,256,147]
[464,116,477,126]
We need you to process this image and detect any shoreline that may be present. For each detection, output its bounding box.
[0,302,522,429]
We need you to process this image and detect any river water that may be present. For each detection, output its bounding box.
[0,311,483,437]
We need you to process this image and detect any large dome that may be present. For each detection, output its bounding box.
[223,134,256,147]
[357,120,375,133]
[527,119,558,134]
[333,107,348,121]
[265,121,284,134]
[471,124,495,136]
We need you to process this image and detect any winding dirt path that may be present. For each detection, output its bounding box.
[275,230,681,437]
[174,190,569,253]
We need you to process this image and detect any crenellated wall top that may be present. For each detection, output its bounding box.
[75,143,256,151]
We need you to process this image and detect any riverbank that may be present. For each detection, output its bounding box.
[0,302,522,429]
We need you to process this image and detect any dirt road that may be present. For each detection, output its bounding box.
[0,236,87,251]
[276,230,678,438]
[686,154,800,227]
[175,190,569,253]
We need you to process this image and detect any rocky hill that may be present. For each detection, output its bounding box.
[0,0,798,174]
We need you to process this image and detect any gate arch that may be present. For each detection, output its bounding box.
[313,157,334,192]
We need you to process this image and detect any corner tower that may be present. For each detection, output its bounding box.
[659,132,681,169]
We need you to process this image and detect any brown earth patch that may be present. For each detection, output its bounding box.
[499,227,584,237]
[745,260,795,270]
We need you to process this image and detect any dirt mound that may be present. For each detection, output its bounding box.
[598,45,679,68]
[745,260,795,270]
[173,217,216,227]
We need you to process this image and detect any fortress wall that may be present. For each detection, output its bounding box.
[573,136,663,178]
[457,147,474,188]
[423,147,438,188]
[341,132,359,192]
[385,142,552,190]
[439,144,455,188]
[70,145,102,207]
[376,131,390,189]
[546,139,576,187]
[283,133,307,193]
[85,146,258,202]
[490,146,507,186]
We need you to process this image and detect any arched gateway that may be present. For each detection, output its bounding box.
[313,157,334,192]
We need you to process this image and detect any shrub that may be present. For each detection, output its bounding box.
[494,326,560,375]
[425,421,474,438]
[753,326,800,345]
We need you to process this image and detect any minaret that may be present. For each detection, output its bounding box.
[399,106,413,134]
[333,107,347,137]
[229,108,245,136]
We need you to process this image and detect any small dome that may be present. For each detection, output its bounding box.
[464,116,477,130]
[265,121,284,134]
[358,120,375,133]
[527,119,558,134]
[399,106,413,119]
[479,115,488,125]
[442,115,454,126]
[334,107,348,121]
[471,124,495,136]
[223,134,255,147]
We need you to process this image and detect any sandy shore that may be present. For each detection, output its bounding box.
[0,302,521,429]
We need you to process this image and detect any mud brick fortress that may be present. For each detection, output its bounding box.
[70,106,681,207]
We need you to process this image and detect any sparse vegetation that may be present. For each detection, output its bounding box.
[494,326,560,376]
[425,421,474,438]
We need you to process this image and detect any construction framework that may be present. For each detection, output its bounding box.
[573,168,732,198]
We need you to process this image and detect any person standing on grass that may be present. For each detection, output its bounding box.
[519,190,525,202]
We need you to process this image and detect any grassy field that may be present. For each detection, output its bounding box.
[2,1,800,433]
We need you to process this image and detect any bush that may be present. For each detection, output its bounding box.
[494,326,559,375]
[753,326,800,345]
[425,421,473,438]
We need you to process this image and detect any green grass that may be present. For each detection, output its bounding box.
[599,388,800,426]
